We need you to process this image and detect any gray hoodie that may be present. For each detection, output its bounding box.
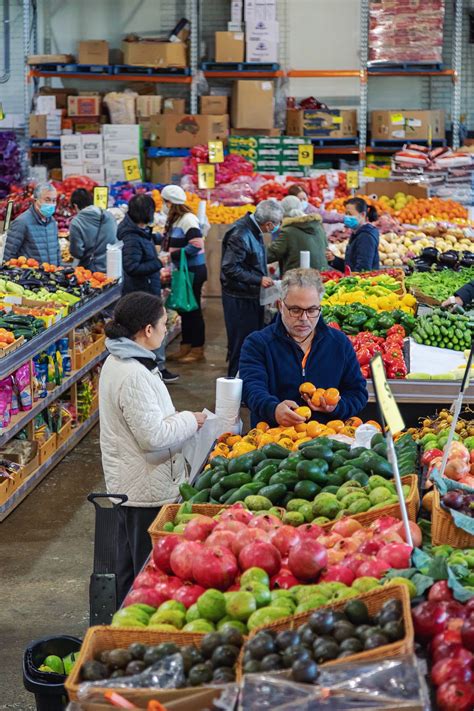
[69,206,118,273]
[105,337,157,362]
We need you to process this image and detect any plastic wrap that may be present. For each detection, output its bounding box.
[239,655,429,710]
[368,0,445,66]
[103,91,138,125]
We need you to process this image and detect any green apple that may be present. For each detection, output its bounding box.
[185,603,201,623]
[159,600,186,614]
[148,610,185,629]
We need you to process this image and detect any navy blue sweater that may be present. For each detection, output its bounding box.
[333,223,380,273]
[118,214,162,296]
[240,315,368,428]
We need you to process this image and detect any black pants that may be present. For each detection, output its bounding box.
[181,264,207,348]
[116,505,160,606]
[222,293,264,377]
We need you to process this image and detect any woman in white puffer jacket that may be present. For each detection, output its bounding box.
[99,291,206,603]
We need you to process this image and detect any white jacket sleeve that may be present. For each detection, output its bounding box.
[119,373,197,451]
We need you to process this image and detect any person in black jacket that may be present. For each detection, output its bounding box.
[221,199,284,377]
[328,197,380,273]
[118,194,178,383]
[442,279,474,308]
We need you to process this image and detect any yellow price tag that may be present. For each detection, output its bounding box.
[298,144,314,166]
[346,171,359,189]
[371,353,405,435]
[0,103,4,121]
[332,116,343,124]
[390,113,404,125]
[208,140,224,164]
[198,163,215,189]
[122,158,141,182]
[93,186,109,210]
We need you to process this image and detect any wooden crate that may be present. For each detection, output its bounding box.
[65,627,216,701]
[74,334,106,370]
[19,451,40,482]
[237,584,413,680]
[148,503,230,546]
[0,472,21,505]
[432,487,474,548]
[77,688,227,710]
[38,433,57,465]
[57,419,73,448]
[0,336,25,359]
[90,393,99,414]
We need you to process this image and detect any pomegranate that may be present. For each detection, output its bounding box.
[231,527,268,557]
[318,532,343,549]
[378,543,412,569]
[214,519,247,535]
[294,523,324,541]
[288,540,327,582]
[192,545,238,590]
[248,513,283,532]
[172,583,206,608]
[123,587,168,608]
[269,525,301,557]
[356,558,390,579]
[239,541,281,578]
[270,569,300,589]
[184,515,217,542]
[205,529,237,551]
[369,516,401,535]
[219,505,254,525]
[343,553,368,573]
[154,576,183,599]
[321,564,355,586]
[428,581,454,603]
[331,518,363,537]
[332,538,358,556]
[152,534,183,575]
[391,520,422,548]
[357,540,383,556]
[170,540,202,581]
[132,569,167,590]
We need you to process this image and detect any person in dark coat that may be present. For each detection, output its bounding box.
[240,268,368,428]
[442,279,474,308]
[4,182,61,265]
[118,194,178,383]
[221,199,284,377]
[69,188,117,272]
[329,197,380,272]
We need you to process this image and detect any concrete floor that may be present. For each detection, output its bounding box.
[0,298,228,710]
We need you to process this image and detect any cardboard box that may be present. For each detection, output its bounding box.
[286,108,357,138]
[78,40,109,65]
[29,114,47,138]
[149,156,186,184]
[246,19,279,41]
[62,164,85,179]
[104,139,141,156]
[68,95,101,117]
[163,98,186,114]
[61,135,82,165]
[200,95,229,115]
[231,80,274,129]
[39,87,76,110]
[230,127,281,136]
[27,53,74,65]
[73,121,102,134]
[83,165,105,183]
[122,39,187,68]
[136,95,162,118]
[231,1,243,23]
[102,124,142,141]
[104,155,142,170]
[244,0,277,21]
[246,38,278,63]
[215,31,245,62]
[81,134,104,164]
[139,118,152,140]
[35,95,56,114]
[370,110,445,141]
[150,114,229,148]
[361,179,428,199]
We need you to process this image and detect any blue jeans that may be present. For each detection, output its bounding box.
[154,341,166,372]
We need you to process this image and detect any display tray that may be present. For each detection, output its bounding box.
[0,336,25,359]
[148,503,230,546]
[367,378,474,403]
[0,451,40,506]
[75,334,106,370]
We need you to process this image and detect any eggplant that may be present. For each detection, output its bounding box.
[421,247,439,263]
[413,258,432,272]
[438,250,459,267]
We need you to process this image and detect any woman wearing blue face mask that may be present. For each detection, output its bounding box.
[3,182,61,264]
[328,197,380,273]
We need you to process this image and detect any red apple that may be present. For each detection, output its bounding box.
[461,613,474,652]
[378,542,412,569]
[436,682,474,711]
[432,658,473,687]
[428,581,454,603]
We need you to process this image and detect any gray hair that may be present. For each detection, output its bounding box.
[33,182,57,199]
[254,198,284,226]
[281,268,325,300]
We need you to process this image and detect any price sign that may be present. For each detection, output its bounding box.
[390,113,404,125]
[208,140,224,164]
[370,353,405,435]
[93,186,109,210]
[298,144,314,166]
[332,116,343,124]
[122,158,141,182]
[0,103,4,121]
[346,171,359,189]
[4,200,14,231]
[198,163,215,189]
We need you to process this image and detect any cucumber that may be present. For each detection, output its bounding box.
[189,488,211,503]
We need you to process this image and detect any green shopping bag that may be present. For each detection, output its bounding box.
[166,250,198,312]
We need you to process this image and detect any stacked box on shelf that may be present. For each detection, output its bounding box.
[244,0,279,63]
[229,135,307,174]
[103,124,143,183]
[286,108,357,139]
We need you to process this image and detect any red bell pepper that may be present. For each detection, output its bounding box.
[421,449,443,466]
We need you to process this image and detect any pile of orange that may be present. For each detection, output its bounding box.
[209,416,382,460]
[395,197,467,225]
[326,195,393,216]
[6,257,39,269]
[299,382,341,408]
[0,328,16,348]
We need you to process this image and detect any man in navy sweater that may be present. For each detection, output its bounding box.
[239,268,368,428]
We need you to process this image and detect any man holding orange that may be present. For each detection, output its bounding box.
[239,268,368,428]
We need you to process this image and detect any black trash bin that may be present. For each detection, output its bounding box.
[23,635,82,711]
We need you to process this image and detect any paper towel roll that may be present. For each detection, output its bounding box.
[107,242,123,280]
[215,377,242,423]
[300,250,310,269]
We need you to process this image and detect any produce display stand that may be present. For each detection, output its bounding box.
[0,283,121,522]
[367,379,474,404]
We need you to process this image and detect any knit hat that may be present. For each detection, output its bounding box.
[161,185,186,205]
[281,194,305,218]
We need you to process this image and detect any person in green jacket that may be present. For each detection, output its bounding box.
[267,195,328,275]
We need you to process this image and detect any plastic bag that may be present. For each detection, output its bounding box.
[260,280,281,306]
[103,91,138,124]
[350,424,379,450]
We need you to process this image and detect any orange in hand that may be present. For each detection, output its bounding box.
[299,382,316,397]
[294,406,312,421]
[324,388,340,406]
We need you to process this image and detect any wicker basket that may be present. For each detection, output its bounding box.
[65,627,216,702]
[237,584,413,681]
[321,475,419,530]
[432,487,474,548]
[148,503,231,546]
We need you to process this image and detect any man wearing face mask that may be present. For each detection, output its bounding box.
[327,197,380,273]
[239,268,368,428]
[4,182,61,265]
[221,199,284,377]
